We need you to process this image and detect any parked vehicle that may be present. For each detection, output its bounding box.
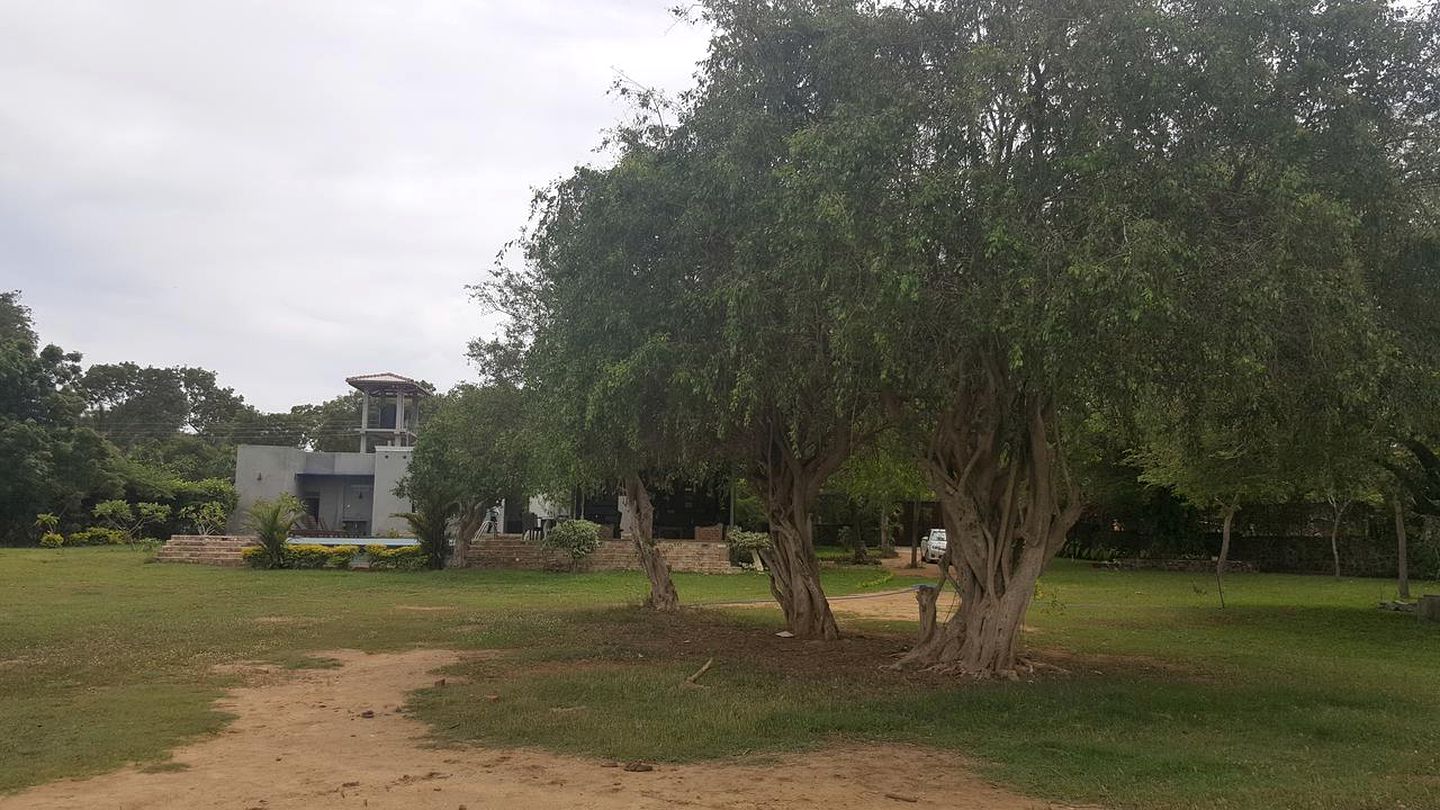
[921,529,947,564]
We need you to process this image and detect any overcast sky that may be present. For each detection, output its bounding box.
[1,1,710,411]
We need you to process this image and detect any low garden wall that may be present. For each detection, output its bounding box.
[157,532,736,574]
[463,534,733,574]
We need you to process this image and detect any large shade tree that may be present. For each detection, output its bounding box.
[667,0,922,638]
[855,0,1438,674]
[481,123,725,610]
[486,0,1438,662]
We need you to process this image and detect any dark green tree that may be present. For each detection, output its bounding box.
[400,384,533,566]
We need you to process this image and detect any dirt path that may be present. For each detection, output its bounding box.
[0,649,1085,810]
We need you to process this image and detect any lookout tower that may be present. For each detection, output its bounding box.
[346,372,428,452]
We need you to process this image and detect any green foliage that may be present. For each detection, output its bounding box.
[726,529,772,554]
[0,292,120,544]
[178,501,230,536]
[68,527,127,546]
[365,545,428,571]
[91,500,171,542]
[242,543,360,570]
[1390,440,1440,519]
[33,513,58,534]
[394,486,456,571]
[38,532,63,548]
[540,520,603,563]
[243,495,305,570]
[401,384,530,551]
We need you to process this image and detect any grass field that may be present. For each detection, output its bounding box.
[1,547,1436,809]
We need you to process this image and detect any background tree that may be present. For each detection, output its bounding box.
[401,384,532,566]
[0,292,121,543]
[827,436,930,560]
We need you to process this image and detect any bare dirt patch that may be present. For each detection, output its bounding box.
[0,648,1087,809]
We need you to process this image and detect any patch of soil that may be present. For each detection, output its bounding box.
[0,649,1090,809]
[703,593,1173,682]
[579,606,946,689]
[880,554,947,578]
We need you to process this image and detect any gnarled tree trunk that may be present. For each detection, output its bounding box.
[751,424,846,640]
[897,365,1082,677]
[450,499,488,568]
[622,472,679,612]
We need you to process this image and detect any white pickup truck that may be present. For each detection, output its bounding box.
[921,528,947,564]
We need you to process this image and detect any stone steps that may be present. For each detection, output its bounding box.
[155,535,258,567]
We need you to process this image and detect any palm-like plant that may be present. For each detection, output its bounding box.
[245,495,306,570]
[395,487,457,570]
[33,513,59,535]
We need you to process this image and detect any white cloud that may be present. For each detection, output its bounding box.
[0,0,709,410]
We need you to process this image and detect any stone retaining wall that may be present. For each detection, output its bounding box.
[157,532,735,575]
[463,534,733,574]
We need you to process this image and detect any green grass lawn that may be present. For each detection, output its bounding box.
[1,547,1436,809]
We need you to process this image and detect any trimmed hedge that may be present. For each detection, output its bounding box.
[242,544,360,570]
[365,545,428,571]
[68,527,128,546]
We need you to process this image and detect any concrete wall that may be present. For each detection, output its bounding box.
[371,447,413,536]
[233,446,309,533]
[233,445,412,535]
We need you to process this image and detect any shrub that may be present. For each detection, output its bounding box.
[285,544,333,569]
[244,495,306,569]
[39,532,64,548]
[179,501,230,536]
[540,519,603,567]
[69,527,127,546]
[241,544,359,569]
[727,528,772,569]
[34,513,59,535]
[393,486,457,570]
[327,545,359,567]
[367,545,428,571]
[727,529,772,553]
[285,544,358,569]
[92,501,172,542]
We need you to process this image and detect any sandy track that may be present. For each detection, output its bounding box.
[0,648,1087,810]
